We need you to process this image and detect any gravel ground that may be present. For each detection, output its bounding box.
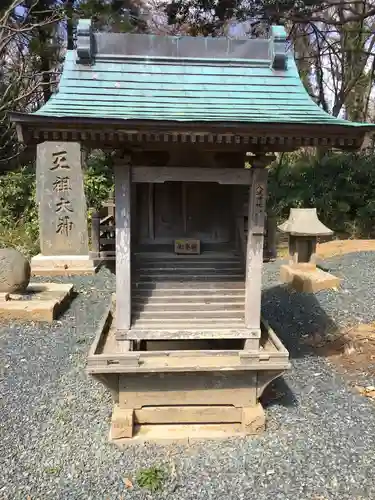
[1,253,375,500]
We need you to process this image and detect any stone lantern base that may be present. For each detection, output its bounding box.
[280,263,341,293]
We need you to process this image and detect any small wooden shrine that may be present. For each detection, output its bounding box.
[11,21,373,442]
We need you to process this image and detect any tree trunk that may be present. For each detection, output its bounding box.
[65,0,75,50]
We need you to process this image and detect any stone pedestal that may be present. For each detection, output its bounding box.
[33,141,97,276]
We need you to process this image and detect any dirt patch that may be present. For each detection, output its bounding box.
[304,323,375,400]
[277,239,375,259]
[317,239,375,259]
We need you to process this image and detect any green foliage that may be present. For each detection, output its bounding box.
[0,164,39,256]
[136,465,167,492]
[0,164,38,235]
[84,150,114,214]
[268,149,375,237]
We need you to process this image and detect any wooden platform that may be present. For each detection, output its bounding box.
[87,306,290,444]
[127,252,259,340]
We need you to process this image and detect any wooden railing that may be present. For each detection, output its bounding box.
[90,199,116,261]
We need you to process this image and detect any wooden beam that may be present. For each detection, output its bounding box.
[115,162,132,334]
[132,166,252,184]
[245,166,268,332]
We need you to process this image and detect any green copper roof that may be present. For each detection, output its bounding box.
[30,23,365,128]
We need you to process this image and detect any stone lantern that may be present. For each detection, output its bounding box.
[278,208,340,292]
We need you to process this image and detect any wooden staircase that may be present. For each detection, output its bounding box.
[129,252,251,340]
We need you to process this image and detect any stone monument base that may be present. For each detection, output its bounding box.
[280,264,341,293]
[0,283,73,322]
[31,254,98,276]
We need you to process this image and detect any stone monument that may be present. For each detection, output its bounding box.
[31,142,97,275]
[0,247,74,321]
[278,208,341,292]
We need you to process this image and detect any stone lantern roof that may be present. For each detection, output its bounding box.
[278,208,333,236]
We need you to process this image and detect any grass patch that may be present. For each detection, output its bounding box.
[44,466,61,475]
[0,224,39,259]
[136,465,167,492]
[55,407,71,424]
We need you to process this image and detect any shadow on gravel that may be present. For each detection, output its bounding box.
[261,284,339,359]
[261,376,298,409]
[100,261,115,274]
[258,284,341,410]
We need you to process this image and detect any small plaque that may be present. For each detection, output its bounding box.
[174,239,201,255]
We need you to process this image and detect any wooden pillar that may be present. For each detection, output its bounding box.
[245,156,273,330]
[148,183,154,240]
[115,160,132,336]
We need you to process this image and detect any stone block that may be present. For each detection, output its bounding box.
[280,264,341,293]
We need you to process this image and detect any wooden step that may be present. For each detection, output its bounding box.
[132,291,246,300]
[132,318,245,327]
[133,282,245,290]
[137,274,244,281]
[133,295,245,303]
[133,302,244,312]
[133,310,244,320]
[137,261,242,269]
[126,328,256,340]
[138,266,243,273]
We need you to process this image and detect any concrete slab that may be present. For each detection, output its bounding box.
[0,283,74,322]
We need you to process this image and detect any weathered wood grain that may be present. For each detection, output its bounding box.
[245,166,268,331]
[115,162,131,332]
[119,372,257,408]
[132,166,252,184]
[134,405,242,424]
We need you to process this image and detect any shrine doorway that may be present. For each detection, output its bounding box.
[135,181,233,251]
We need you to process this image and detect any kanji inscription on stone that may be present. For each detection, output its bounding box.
[50,150,70,171]
[36,142,89,256]
[56,215,74,236]
[52,176,71,194]
[55,197,74,214]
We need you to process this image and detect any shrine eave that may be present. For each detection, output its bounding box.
[10,112,371,151]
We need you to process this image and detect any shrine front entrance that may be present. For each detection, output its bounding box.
[135,181,233,251]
